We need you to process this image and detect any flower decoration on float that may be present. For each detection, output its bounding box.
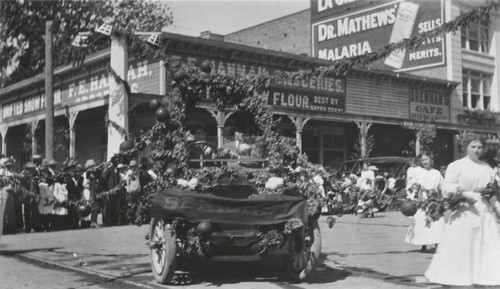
[265,177,284,190]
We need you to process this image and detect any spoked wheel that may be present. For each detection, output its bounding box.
[150,218,178,284]
[282,219,321,282]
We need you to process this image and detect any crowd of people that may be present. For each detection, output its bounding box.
[324,162,404,217]
[0,155,156,236]
[1,132,500,287]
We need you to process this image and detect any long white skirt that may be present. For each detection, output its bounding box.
[405,209,443,245]
[0,189,7,240]
[425,197,500,286]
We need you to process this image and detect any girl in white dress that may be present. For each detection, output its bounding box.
[425,133,500,286]
[405,154,444,252]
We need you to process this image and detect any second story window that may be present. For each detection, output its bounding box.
[462,70,492,110]
[461,21,489,53]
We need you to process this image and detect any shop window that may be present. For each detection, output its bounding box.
[303,131,344,169]
[462,70,492,110]
[461,20,489,53]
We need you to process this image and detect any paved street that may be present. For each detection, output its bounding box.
[0,211,446,289]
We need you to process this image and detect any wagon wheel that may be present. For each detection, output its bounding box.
[282,218,321,281]
[150,218,178,284]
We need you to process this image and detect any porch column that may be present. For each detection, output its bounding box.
[0,126,8,156]
[207,109,234,148]
[107,34,129,161]
[415,131,421,156]
[67,111,79,158]
[31,121,39,156]
[159,60,166,95]
[288,116,310,154]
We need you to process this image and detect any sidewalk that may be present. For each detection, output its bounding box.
[0,211,441,288]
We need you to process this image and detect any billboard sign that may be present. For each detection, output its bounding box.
[311,0,445,72]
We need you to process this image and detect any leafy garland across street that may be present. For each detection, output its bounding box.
[1,1,498,224]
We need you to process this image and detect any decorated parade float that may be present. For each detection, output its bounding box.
[134,60,330,284]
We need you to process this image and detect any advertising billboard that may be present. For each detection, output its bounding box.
[311,0,445,72]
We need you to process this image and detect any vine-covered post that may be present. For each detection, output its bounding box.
[355,122,372,158]
[107,33,129,160]
[0,126,8,155]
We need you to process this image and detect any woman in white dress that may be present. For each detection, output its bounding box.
[405,154,444,252]
[358,162,375,191]
[405,155,422,190]
[425,133,500,286]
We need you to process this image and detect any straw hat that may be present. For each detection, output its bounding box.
[84,159,97,168]
[24,162,37,169]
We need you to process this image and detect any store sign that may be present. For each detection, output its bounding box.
[409,87,449,122]
[402,121,436,130]
[172,55,346,113]
[1,59,160,121]
[311,0,445,72]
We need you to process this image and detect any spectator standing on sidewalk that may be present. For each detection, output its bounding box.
[101,160,121,226]
[425,133,500,286]
[47,160,69,231]
[20,162,42,233]
[116,163,128,225]
[0,157,16,237]
[62,158,81,229]
[80,159,102,229]
[124,160,142,224]
[404,153,444,252]
[38,164,55,232]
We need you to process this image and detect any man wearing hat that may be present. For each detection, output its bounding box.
[101,160,121,227]
[62,158,81,230]
[20,162,42,233]
[47,159,58,176]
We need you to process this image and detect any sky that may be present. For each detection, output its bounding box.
[162,0,310,37]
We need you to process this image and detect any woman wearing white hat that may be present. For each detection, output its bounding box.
[358,162,376,191]
[80,159,101,228]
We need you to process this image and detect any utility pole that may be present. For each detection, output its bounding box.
[45,21,54,161]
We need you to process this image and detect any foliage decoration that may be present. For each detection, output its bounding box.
[417,190,476,227]
[416,126,437,156]
[352,122,374,159]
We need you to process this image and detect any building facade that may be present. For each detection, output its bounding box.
[225,0,500,166]
[0,0,498,172]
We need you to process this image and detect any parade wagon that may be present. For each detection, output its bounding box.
[147,142,322,284]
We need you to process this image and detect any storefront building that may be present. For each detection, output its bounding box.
[224,0,500,167]
[1,0,498,172]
